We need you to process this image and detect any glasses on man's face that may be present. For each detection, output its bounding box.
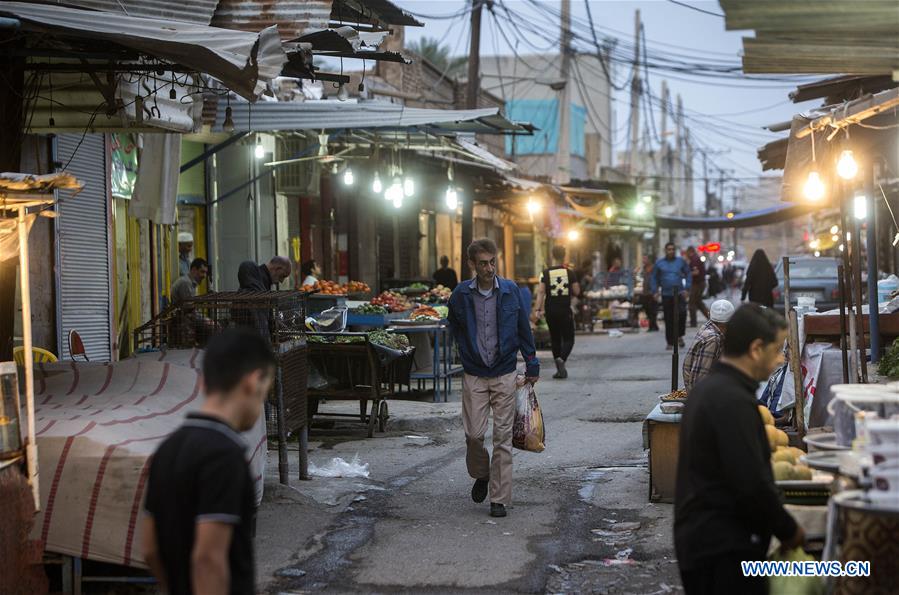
[475,258,496,269]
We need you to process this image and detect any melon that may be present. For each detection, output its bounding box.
[758,405,775,427]
[765,425,779,450]
[775,429,789,448]
[773,449,795,465]
[773,461,793,481]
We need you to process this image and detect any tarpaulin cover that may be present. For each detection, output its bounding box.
[28,350,267,567]
[0,214,33,263]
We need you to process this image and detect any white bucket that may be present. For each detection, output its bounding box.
[828,388,899,446]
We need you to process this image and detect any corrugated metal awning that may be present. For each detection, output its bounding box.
[213,99,535,134]
[0,2,287,100]
[45,0,221,25]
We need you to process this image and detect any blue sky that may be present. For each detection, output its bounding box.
[393,0,818,186]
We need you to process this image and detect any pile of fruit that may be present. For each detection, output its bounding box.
[410,305,442,322]
[759,406,812,481]
[423,285,452,303]
[661,388,688,402]
[301,280,372,295]
[351,303,388,315]
[371,291,412,312]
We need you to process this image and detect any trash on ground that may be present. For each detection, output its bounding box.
[608,329,624,338]
[274,568,307,578]
[308,454,370,478]
[611,521,641,532]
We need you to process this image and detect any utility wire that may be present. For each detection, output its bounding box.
[666,0,725,18]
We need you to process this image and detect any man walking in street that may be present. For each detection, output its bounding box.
[682,299,734,392]
[652,243,691,350]
[448,238,539,518]
[640,254,659,332]
[675,305,804,594]
[685,246,711,327]
[532,244,580,379]
[142,329,276,595]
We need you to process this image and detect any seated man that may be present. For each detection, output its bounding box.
[682,299,734,392]
[170,258,213,345]
[171,258,208,305]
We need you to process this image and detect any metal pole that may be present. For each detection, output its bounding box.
[461,0,483,269]
[839,194,858,381]
[865,161,880,362]
[782,256,792,313]
[627,9,641,177]
[838,264,849,383]
[852,208,869,382]
[555,0,571,185]
[18,206,39,510]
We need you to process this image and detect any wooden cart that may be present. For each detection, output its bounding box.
[306,333,412,438]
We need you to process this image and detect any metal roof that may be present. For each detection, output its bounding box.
[213,99,535,134]
[0,2,287,100]
[332,0,423,27]
[790,75,898,104]
[43,0,220,25]
[211,0,333,40]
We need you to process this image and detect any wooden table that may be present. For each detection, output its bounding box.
[804,311,899,342]
[643,403,682,503]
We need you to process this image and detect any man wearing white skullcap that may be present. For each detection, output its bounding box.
[682,299,735,391]
[178,232,194,277]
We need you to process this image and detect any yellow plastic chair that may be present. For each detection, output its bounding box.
[13,346,58,366]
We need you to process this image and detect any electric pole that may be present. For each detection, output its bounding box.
[627,10,642,178]
[676,93,685,212]
[554,0,572,184]
[702,150,710,243]
[461,0,484,270]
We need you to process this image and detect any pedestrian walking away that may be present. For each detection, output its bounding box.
[142,329,277,595]
[685,246,710,326]
[640,254,659,332]
[532,244,580,379]
[682,299,734,392]
[447,238,539,518]
[675,305,804,595]
[741,249,778,308]
[652,242,691,349]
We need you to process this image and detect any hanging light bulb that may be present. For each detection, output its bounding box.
[803,171,825,201]
[445,186,458,210]
[254,137,265,159]
[403,176,415,197]
[336,83,349,101]
[604,205,614,219]
[633,202,647,217]
[836,149,858,180]
[567,229,580,242]
[223,105,235,132]
[392,193,403,209]
[343,166,354,186]
[372,171,382,194]
[385,177,403,206]
[526,197,542,216]
[830,225,839,235]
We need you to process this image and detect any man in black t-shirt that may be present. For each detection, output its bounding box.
[532,245,580,379]
[142,329,276,595]
[433,255,459,290]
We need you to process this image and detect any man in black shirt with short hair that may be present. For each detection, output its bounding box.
[142,329,276,594]
[675,304,804,594]
[532,244,580,379]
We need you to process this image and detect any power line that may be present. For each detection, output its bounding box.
[666,0,725,18]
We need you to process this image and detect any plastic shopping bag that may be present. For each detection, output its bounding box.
[513,376,546,452]
[768,548,824,595]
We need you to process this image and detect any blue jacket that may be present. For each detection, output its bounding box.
[651,256,692,297]
[447,276,539,378]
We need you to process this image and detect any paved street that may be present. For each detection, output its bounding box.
[258,326,699,594]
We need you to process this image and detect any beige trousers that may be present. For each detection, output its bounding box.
[462,371,518,506]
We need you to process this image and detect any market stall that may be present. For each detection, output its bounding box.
[581,270,639,332]
[306,330,414,437]
[643,390,686,503]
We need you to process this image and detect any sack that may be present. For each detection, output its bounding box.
[513,377,546,452]
[768,548,825,595]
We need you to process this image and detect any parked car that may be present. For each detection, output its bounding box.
[773,256,841,313]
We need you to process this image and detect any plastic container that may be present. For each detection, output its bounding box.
[866,418,899,446]
[870,464,899,495]
[828,387,899,446]
[877,275,899,304]
[867,443,899,467]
